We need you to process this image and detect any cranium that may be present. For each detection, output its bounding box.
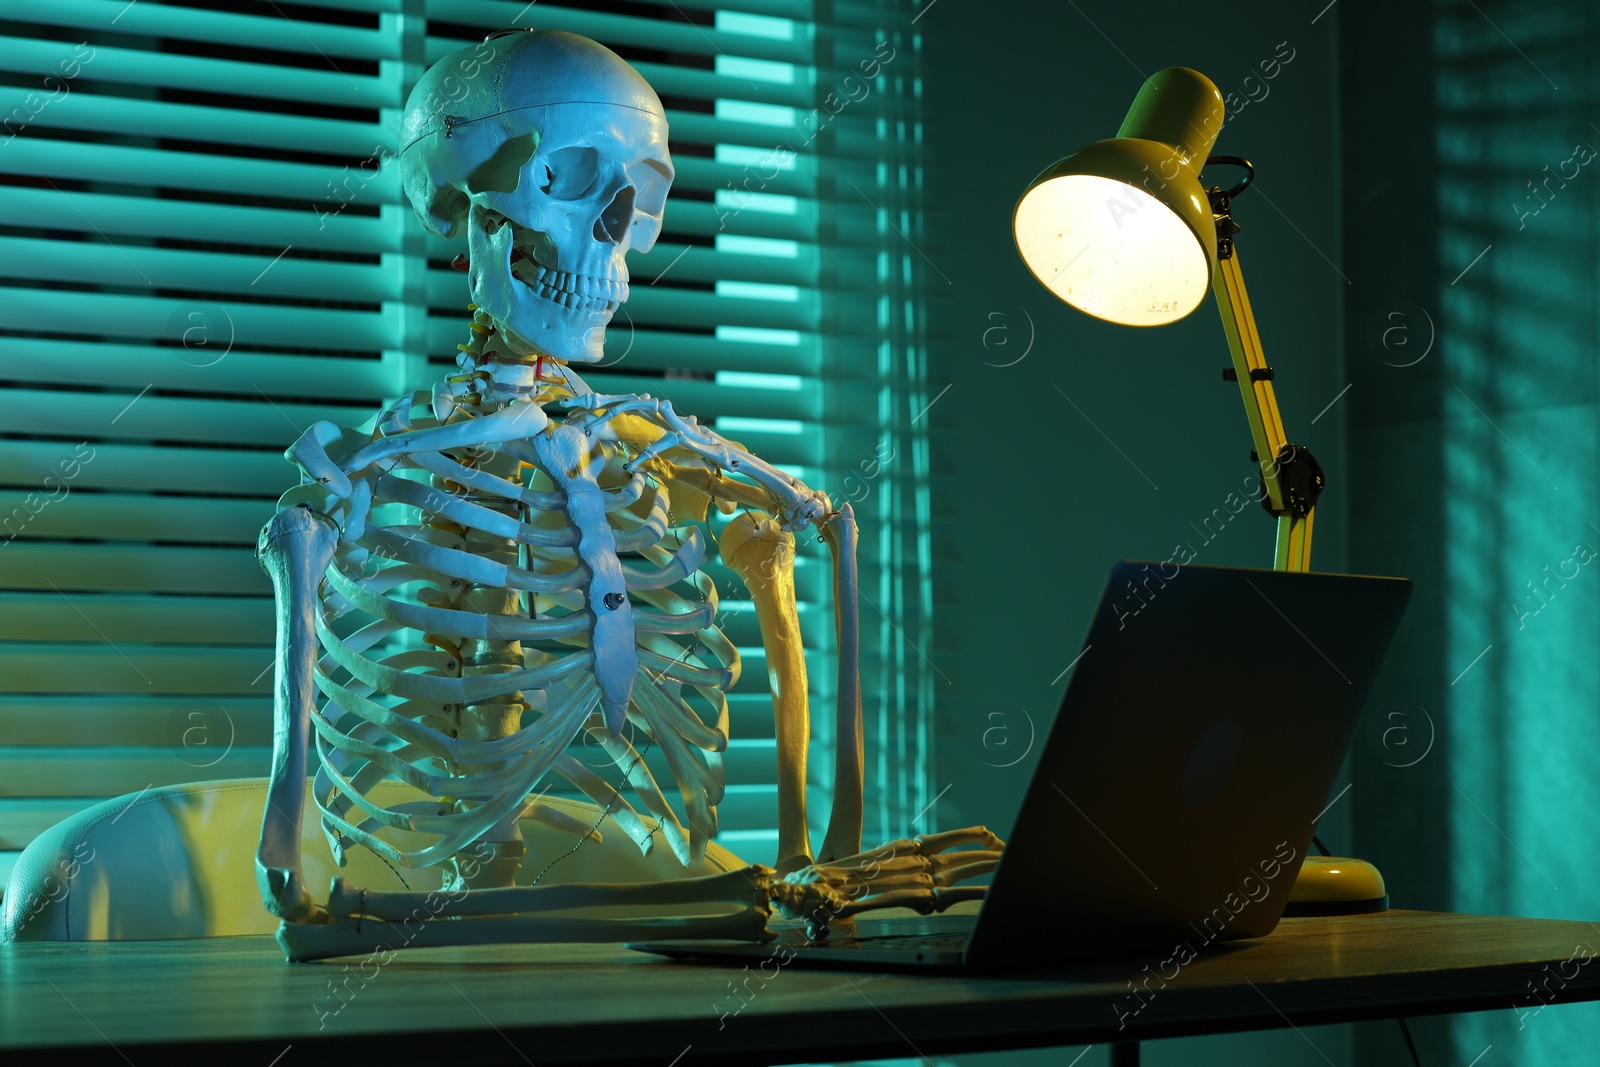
[399,30,673,363]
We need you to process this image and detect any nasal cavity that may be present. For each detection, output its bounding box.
[594,186,636,244]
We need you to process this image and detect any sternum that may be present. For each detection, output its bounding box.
[442,448,529,891]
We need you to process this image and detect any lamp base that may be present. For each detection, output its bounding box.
[1283,855,1389,917]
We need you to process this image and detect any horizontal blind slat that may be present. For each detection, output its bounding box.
[421,4,808,64]
[0,388,379,448]
[662,154,817,199]
[3,137,401,205]
[0,188,399,257]
[0,544,272,595]
[0,798,117,850]
[0,341,391,401]
[631,60,813,110]
[426,0,816,23]
[19,91,392,158]
[0,646,271,694]
[658,198,815,241]
[0,440,292,497]
[0,696,271,747]
[630,242,820,287]
[3,290,394,352]
[9,0,400,62]
[0,593,274,645]
[0,38,398,109]
[0,747,272,795]
[4,237,396,303]
[0,490,273,543]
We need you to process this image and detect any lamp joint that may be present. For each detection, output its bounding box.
[1203,158,1254,261]
[1208,188,1241,260]
[1222,367,1274,382]
[1253,444,1326,519]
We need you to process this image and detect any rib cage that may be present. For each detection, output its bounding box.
[296,393,741,874]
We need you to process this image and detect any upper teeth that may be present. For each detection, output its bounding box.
[510,257,627,312]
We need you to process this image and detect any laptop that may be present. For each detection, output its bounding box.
[628,561,1411,972]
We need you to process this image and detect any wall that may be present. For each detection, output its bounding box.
[918,1,1353,1064]
[1340,1,1600,1064]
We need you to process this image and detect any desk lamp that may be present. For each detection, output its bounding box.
[1012,67,1386,914]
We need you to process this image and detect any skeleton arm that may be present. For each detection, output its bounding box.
[718,515,811,874]
[817,503,861,865]
[581,401,995,920]
[575,395,865,869]
[256,504,340,924]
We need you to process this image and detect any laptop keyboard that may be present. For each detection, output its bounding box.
[849,930,971,950]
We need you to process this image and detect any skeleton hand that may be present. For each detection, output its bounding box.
[768,826,1005,940]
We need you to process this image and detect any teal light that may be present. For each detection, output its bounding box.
[715,144,799,170]
[714,371,802,390]
[1429,1,1600,1061]
[715,325,800,346]
[712,188,798,215]
[715,234,799,258]
[715,416,804,435]
[714,55,796,83]
[713,98,796,126]
[715,280,800,302]
[713,11,795,40]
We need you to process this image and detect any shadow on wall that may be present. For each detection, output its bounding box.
[1344,0,1600,1065]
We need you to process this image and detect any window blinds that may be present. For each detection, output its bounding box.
[0,0,931,891]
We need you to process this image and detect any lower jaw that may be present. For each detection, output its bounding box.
[495,305,609,364]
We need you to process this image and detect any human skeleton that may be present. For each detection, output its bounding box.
[255,29,1000,962]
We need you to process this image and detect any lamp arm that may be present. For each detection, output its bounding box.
[1209,240,1323,573]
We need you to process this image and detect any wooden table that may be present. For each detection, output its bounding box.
[4,910,1599,1065]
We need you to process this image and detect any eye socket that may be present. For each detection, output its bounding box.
[537,146,601,200]
[628,157,673,216]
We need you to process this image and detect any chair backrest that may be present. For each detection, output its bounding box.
[2,777,743,942]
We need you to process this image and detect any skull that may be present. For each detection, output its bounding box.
[399,31,673,363]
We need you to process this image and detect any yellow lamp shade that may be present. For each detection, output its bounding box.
[1013,68,1226,327]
